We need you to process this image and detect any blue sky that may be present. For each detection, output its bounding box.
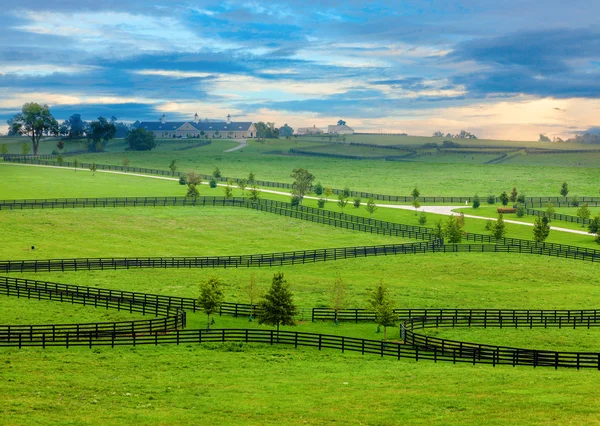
[0,0,599,139]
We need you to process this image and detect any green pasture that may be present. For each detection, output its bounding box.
[62,138,600,196]
[3,149,600,424]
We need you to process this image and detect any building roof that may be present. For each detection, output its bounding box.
[138,121,254,132]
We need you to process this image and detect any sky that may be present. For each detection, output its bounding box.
[0,0,599,140]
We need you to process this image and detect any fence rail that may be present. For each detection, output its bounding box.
[527,208,591,225]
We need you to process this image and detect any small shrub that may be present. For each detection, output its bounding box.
[472,194,480,209]
[179,176,187,185]
[317,198,326,208]
[290,196,301,207]
[517,193,526,203]
[570,196,580,207]
[516,205,525,217]
[418,212,427,225]
[209,179,217,188]
[487,194,495,205]
[313,182,324,196]
[499,191,509,206]
[353,197,361,208]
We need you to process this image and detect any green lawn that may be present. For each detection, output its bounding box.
[61,138,600,196]
[3,147,600,425]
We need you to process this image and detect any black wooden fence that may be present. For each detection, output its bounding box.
[527,208,591,225]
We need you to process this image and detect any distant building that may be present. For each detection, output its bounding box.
[327,124,354,135]
[295,125,324,136]
[138,114,256,139]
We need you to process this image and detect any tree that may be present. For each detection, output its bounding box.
[186,183,199,199]
[89,162,97,176]
[412,198,421,215]
[411,187,420,200]
[432,131,444,137]
[224,179,233,198]
[72,158,79,171]
[353,197,361,208]
[242,272,262,320]
[324,186,333,200]
[169,160,177,176]
[10,103,59,155]
[487,194,496,205]
[577,203,591,227]
[185,171,202,186]
[254,121,279,139]
[367,281,396,341]
[330,274,347,324]
[499,191,509,206]
[533,216,550,243]
[237,178,248,195]
[248,172,256,185]
[56,154,64,166]
[209,178,217,188]
[560,182,569,199]
[126,128,156,151]
[509,187,518,203]
[433,219,444,241]
[545,201,555,220]
[489,213,507,240]
[86,117,116,152]
[444,215,464,243]
[248,185,261,202]
[516,205,525,217]
[278,124,294,137]
[365,198,377,218]
[472,194,480,209]
[317,198,326,208]
[517,193,526,203]
[342,186,351,198]
[257,272,298,333]
[67,113,86,138]
[313,182,324,196]
[291,168,315,202]
[121,158,130,172]
[56,140,65,151]
[213,167,222,178]
[588,214,600,235]
[21,143,30,155]
[198,276,224,329]
[418,212,427,225]
[337,119,347,126]
[337,193,348,212]
[570,196,580,207]
[538,134,551,142]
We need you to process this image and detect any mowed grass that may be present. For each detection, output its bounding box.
[0,296,145,324]
[5,344,600,426]
[4,150,600,424]
[0,207,409,260]
[68,138,600,196]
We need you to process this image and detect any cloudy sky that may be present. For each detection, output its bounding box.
[1,0,599,139]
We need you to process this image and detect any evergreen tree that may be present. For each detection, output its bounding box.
[499,191,509,206]
[257,272,298,333]
[169,160,177,176]
[198,276,224,329]
[560,182,569,199]
[186,183,199,199]
[418,211,427,225]
[489,213,507,240]
[248,185,261,203]
[367,281,396,341]
[247,171,256,185]
[411,187,420,200]
[533,216,550,243]
[444,215,464,243]
[472,194,480,209]
[588,214,600,235]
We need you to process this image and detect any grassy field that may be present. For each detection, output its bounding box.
[3,149,600,424]
[60,138,600,196]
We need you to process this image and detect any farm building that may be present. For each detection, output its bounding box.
[327,124,354,135]
[295,125,325,136]
[138,114,256,139]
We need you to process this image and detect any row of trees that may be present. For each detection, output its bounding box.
[6,103,152,154]
[199,272,399,341]
[432,130,477,139]
[539,133,600,144]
